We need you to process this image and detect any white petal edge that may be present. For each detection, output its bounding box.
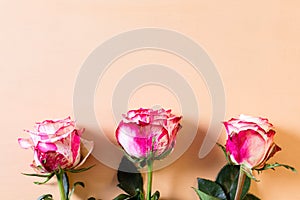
[75,138,94,169]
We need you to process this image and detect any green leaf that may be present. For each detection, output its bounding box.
[256,162,296,173]
[113,194,131,200]
[62,171,70,199]
[193,187,221,200]
[113,192,144,200]
[216,165,239,193]
[151,191,160,200]
[128,193,144,200]
[197,178,227,200]
[37,194,53,200]
[117,156,143,196]
[243,193,260,200]
[34,173,55,185]
[69,181,85,199]
[215,164,251,200]
[66,165,95,173]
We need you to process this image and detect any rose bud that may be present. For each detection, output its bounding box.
[18,117,93,173]
[116,108,182,164]
[223,114,281,170]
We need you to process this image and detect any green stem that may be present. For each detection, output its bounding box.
[234,166,246,200]
[146,159,153,200]
[56,170,67,200]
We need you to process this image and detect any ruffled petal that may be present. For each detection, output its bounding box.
[36,142,57,153]
[18,138,33,149]
[117,108,182,160]
[154,127,169,156]
[36,116,73,134]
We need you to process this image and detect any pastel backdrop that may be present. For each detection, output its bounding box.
[1,1,300,199]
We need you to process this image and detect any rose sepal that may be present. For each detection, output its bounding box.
[240,165,258,182]
[22,171,55,185]
[256,162,296,173]
[217,143,231,164]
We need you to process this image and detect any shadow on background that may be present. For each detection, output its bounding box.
[249,127,300,199]
[70,119,228,200]
[69,121,300,199]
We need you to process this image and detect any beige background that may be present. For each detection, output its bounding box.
[1,1,300,199]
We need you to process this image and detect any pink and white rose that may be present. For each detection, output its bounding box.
[223,114,281,169]
[116,108,182,162]
[18,117,93,173]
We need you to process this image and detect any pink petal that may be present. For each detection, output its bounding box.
[31,150,46,173]
[116,122,147,158]
[36,142,57,152]
[70,130,81,167]
[117,108,182,159]
[154,127,169,156]
[132,136,152,157]
[18,138,33,149]
[169,123,182,143]
[54,124,75,137]
[40,127,74,143]
[226,129,266,168]
[36,117,73,134]
[37,151,69,172]
[256,142,281,168]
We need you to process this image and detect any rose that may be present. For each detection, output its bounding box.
[194,115,295,200]
[223,114,281,170]
[18,117,94,199]
[18,116,93,173]
[116,108,182,163]
[115,108,182,200]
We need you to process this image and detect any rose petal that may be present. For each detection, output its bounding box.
[36,142,58,153]
[75,138,94,169]
[116,108,182,161]
[38,127,75,143]
[257,142,281,168]
[18,138,33,149]
[116,122,147,158]
[70,130,81,167]
[31,150,45,172]
[154,127,169,156]
[226,129,266,168]
[38,151,69,172]
[36,116,73,134]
